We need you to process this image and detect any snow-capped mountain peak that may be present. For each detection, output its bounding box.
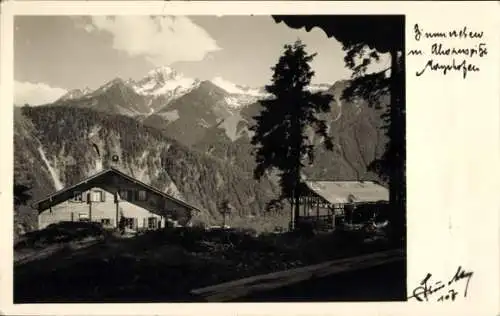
[132,66,199,97]
[57,87,93,101]
[210,76,272,109]
[91,78,127,95]
[81,87,93,95]
[210,77,268,97]
[145,66,181,82]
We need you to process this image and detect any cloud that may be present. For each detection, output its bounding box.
[86,16,221,66]
[272,23,392,84]
[14,81,67,106]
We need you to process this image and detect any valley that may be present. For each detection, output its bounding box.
[10,13,409,305]
[14,65,389,236]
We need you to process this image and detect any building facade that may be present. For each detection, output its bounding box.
[33,168,201,232]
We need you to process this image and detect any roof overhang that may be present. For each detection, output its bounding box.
[303,180,389,205]
[32,168,203,213]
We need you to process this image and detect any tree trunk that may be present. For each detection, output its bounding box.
[294,183,301,230]
[288,198,294,231]
[389,46,406,245]
[294,130,302,230]
[293,99,303,231]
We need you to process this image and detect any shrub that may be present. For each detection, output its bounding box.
[294,219,315,238]
[235,227,258,238]
[190,219,207,230]
[14,221,105,250]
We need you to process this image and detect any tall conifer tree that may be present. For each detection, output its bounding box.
[251,40,333,229]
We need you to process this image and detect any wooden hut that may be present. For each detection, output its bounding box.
[295,180,389,231]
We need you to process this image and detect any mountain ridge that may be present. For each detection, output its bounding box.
[193,78,389,184]
[41,65,333,117]
[14,106,281,226]
[14,66,389,237]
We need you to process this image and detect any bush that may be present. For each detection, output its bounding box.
[235,227,258,237]
[190,219,207,230]
[15,221,106,250]
[294,219,315,238]
[164,227,207,250]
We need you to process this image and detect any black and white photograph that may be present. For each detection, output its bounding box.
[12,13,407,303]
[1,0,499,315]
[1,0,495,312]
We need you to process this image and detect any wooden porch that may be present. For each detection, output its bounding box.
[293,190,342,232]
[292,181,390,232]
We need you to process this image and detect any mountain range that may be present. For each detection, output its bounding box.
[14,66,389,236]
[52,66,330,115]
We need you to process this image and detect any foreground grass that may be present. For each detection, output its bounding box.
[14,224,395,303]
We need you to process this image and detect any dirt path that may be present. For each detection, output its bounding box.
[191,249,404,302]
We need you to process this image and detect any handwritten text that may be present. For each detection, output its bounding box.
[409,24,488,79]
[408,266,474,302]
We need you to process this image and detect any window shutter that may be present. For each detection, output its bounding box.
[134,218,138,230]
[100,191,105,202]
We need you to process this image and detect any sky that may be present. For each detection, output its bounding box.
[14,15,390,105]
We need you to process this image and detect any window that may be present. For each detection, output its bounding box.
[73,192,83,202]
[119,190,129,201]
[148,217,158,229]
[78,213,89,222]
[91,190,105,202]
[137,190,147,201]
[101,218,111,226]
[124,217,135,229]
[73,191,90,202]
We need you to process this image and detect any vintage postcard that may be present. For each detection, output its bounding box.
[0,1,498,316]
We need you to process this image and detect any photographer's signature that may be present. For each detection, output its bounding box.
[408,266,473,302]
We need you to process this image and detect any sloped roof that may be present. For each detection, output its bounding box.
[304,180,389,204]
[31,167,202,213]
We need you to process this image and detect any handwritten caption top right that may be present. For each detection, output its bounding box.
[409,24,488,79]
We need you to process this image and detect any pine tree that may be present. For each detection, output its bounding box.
[250,40,333,230]
[272,16,406,243]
